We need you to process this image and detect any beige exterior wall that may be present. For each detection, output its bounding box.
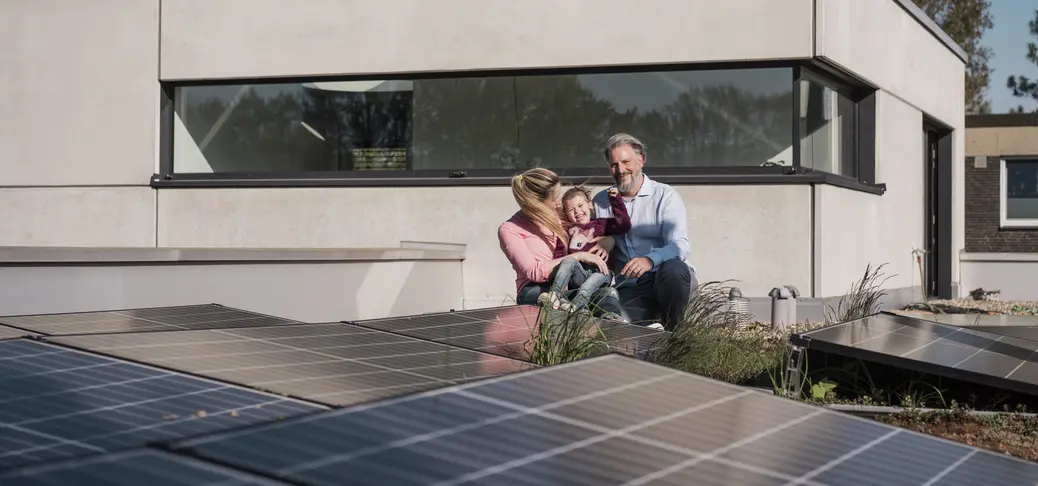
[966,126,1038,157]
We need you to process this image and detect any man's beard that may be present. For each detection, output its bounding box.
[615,171,641,194]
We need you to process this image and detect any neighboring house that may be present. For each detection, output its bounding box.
[0,0,966,322]
[961,114,1038,300]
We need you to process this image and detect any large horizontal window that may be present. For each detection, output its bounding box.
[163,63,878,189]
[171,68,796,175]
[1002,159,1038,227]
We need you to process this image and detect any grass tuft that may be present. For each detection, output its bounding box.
[647,281,816,385]
[527,307,609,367]
[823,263,894,325]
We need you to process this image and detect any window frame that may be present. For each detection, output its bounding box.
[156,60,881,193]
[1000,157,1038,228]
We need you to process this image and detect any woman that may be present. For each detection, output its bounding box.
[498,168,621,315]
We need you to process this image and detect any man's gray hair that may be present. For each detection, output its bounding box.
[603,133,647,162]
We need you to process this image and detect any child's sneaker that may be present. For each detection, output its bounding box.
[537,291,564,310]
[600,312,626,323]
[645,322,665,331]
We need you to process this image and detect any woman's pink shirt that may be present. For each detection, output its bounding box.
[497,211,561,293]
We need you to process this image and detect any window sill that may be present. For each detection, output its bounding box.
[151,171,886,195]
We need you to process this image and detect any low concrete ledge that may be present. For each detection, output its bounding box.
[960,252,1038,263]
[0,243,466,265]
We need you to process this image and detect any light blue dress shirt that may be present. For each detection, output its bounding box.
[592,175,694,283]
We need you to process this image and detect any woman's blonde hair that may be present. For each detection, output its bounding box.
[511,168,568,247]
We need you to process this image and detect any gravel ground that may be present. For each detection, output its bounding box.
[915,298,1038,316]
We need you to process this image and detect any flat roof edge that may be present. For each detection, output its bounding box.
[892,0,968,63]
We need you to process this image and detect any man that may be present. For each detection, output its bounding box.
[591,133,697,330]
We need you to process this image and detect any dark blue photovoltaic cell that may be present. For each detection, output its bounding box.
[0,449,293,485]
[0,339,323,469]
[173,355,1038,486]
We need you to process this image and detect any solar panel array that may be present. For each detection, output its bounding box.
[351,305,667,361]
[172,355,1038,486]
[6,302,1038,483]
[0,339,321,470]
[0,304,300,336]
[48,322,535,407]
[793,312,1038,396]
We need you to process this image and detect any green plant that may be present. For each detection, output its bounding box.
[527,307,609,367]
[824,263,895,325]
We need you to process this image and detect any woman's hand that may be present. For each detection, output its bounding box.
[573,251,609,274]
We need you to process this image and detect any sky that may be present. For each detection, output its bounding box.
[983,2,1037,113]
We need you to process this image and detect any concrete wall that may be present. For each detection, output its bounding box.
[0,246,464,321]
[157,185,813,309]
[815,0,966,295]
[159,0,814,80]
[813,92,925,299]
[0,0,965,314]
[960,253,1038,301]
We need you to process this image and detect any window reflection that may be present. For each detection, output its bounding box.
[172,68,795,174]
[1006,160,1038,220]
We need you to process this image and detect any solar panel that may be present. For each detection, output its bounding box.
[351,305,667,362]
[0,339,322,470]
[0,448,292,485]
[0,304,301,336]
[47,323,535,407]
[0,324,34,341]
[792,312,1038,397]
[170,354,1038,486]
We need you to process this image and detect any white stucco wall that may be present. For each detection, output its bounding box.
[815,91,926,297]
[815,0,966,294]
[157,185,812,308]
[0,188,156,247]
[0,0,965,309]
[0,0,159,186]
[159,0,814,81]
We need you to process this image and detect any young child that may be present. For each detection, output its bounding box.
[538,186,631,320]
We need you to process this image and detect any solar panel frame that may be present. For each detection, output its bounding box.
[168,354,1038,486]
[46,322,536,408]
[0,304,303,336]
[350,305,668,362]
[0,324,35,341]
[792,312,1038,397]
[0,339,324,470]
[0,448,294,485]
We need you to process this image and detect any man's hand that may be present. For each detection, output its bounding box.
[620,257,653,279]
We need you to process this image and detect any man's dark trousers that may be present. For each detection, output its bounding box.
[617,259,696,330]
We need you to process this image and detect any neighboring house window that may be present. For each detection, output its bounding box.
[160,64,874,186]
[1001,158,1038,228]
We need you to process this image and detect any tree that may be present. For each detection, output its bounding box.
[913,0,995,114]
[1006,9,1038,114]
